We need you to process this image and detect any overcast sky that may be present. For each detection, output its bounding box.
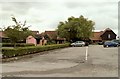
[0,0,119,34]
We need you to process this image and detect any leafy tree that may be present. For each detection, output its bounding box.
[57,15,95,42]
[4,16,32,47]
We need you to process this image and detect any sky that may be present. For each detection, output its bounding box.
[0,0,119,35]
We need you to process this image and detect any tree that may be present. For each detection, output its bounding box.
[57,15,95,42]
[4,16,32,47]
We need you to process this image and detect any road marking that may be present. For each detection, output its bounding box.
[85,46,88,61]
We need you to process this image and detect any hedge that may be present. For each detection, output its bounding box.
[1,43,35,47]
[2,43,70,58]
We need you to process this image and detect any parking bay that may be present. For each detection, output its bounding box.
[2,45,118,77]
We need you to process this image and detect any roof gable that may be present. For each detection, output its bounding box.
[90,28,116,41]
[100,28,116,36]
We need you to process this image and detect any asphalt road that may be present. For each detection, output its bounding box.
[2,45,118,77]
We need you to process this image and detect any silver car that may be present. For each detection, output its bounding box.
[71,41,85,47]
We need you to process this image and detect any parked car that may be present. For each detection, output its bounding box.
[85,42,89,46]
[98,41,104,45]
[111,39,120,46]
[103,41,119,47]
[71,41,85,47]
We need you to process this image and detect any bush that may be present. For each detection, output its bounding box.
[2,38,11,43]
[2,43,70,58]
[2,43,35,47]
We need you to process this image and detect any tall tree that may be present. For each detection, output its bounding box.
[4,16,32,47]
[57,15,95,42]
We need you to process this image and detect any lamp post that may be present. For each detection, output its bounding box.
[65,28,72,42]
[68,28,72,42]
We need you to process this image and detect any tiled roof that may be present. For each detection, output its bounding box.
[0,31,40,38]
[100,28,116,36]
[41,31,66,40]
[31,31,39,35]
[44,31,57,39]
[90,28,116,41]
[90,32,103,40]
[0,31,7,38]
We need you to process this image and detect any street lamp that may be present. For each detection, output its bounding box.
[65,28,72,42]
[68,28,72,42]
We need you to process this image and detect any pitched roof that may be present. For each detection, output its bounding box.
[31,31,39,35]
[90,28,116,41]
[90,32,103,40]
[44,31,57,39]
[41,31,66,40]
[100,28,116,36]
[0,31,40,38]
[0,31,8,38]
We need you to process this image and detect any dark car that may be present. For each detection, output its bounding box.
[98,42,104,45]
[111,39,120,46]
[85,42,89,46]
[103,41,119,47]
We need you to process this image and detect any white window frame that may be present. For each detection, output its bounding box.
[108,34,111,39]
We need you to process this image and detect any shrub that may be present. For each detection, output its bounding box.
[2,43,70,58]
[2,43,35,47]
[2,38,11,43]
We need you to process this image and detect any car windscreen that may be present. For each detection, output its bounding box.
[105,41,111,44]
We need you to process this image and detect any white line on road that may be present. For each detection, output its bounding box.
[85,46,88,61]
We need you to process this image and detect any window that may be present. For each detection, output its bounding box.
[108,34,111,39]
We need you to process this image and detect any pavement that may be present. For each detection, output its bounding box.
[1,45,118,77]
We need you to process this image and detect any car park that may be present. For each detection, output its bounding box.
[103,41,119,47]
[71,41,85,47]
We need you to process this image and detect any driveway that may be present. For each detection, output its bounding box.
[2,45,118,77]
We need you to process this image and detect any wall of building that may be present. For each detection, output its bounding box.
[101,31,116,40]
[26,36,37,46]
[39,40,47,45]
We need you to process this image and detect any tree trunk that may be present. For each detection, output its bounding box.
[14,43,16,48]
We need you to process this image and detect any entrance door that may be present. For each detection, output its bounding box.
[36,39,40,44]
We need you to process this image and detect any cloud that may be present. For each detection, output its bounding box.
[63,1,118,33]
[0,2,50,15]
[0,0,119,34]
[1,2,30,15]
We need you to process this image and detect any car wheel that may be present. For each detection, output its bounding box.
[106,45,109,47]
[81,45,84,47]
[103,45,106,47]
